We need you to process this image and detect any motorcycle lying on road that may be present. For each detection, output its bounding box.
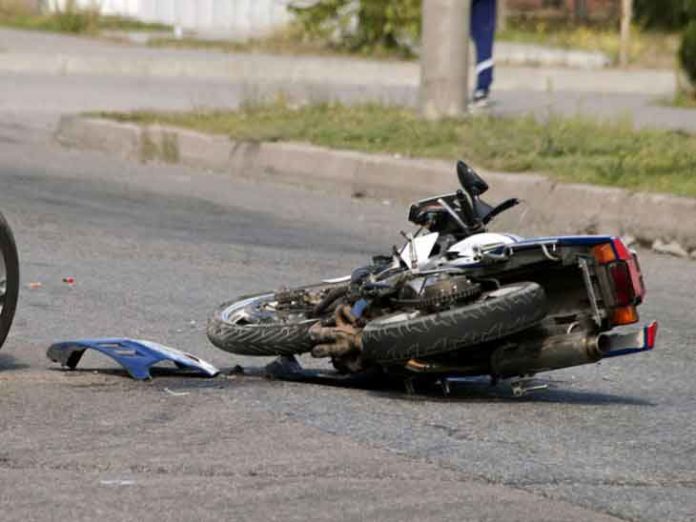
[0,211,19,351]
[208,161,657,393]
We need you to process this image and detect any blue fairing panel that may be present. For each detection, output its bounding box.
[47,338,220,380]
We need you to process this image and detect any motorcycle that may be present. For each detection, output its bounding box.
[0,211,19,351]
[207,161,656,393]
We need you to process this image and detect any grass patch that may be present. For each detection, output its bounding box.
[0,14,170,34]
[100,103,696,198]
[148,24,411,61]
[150,22,679,68]
[664,92,696,109]
[498,22,679,69]
[0,1,170,36]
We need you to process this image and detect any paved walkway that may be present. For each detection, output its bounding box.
[0,27,693,133]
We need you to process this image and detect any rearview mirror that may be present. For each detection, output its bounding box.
[457,161,489,196]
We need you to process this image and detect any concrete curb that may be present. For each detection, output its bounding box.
[55,116,696,258]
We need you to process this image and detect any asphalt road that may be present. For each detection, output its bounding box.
[0,114,694,522]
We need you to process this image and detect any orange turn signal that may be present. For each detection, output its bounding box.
[406,359,428,371]
[612,306,639,325]
[593,243,616,264]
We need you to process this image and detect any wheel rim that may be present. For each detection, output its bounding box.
[0,251,6,313]
[220,294,315,326]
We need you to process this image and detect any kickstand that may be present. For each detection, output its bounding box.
[438,378,452,397]
[404,377,416,396]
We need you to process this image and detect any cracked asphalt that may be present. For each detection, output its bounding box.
[0,114,694,521]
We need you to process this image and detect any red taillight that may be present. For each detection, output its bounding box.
[593,238,645,308]
[612,238,645,302]
[612,238,632,260]
[608,261,635,307]
[592,238,646,326]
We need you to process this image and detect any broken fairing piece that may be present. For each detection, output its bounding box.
[47,338,220,380]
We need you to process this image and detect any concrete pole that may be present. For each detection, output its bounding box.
[619,0,633,68]
[420,0,471,120]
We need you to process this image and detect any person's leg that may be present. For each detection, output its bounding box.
[470,0,497,101]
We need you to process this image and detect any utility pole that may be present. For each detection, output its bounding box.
[619,0,633,67]
[420,0,471,120]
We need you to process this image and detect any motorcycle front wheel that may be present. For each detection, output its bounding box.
[207,292,319,356]
[0,212,19,350]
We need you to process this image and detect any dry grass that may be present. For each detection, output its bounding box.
[498,22,680,69]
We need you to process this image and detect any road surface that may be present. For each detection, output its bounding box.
[0,117,694,522]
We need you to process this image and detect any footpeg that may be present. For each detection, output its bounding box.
[510,379,548,397]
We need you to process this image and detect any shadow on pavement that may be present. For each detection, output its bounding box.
[227,361,655,407]
[38,362,654,407]
[0,353,30,371]
[367,385,654,407]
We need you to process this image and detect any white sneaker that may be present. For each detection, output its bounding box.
[469,90,491,112]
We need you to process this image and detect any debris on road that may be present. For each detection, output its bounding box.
[28,282,42,289]
[99,479,136,487]
[163,387,190,397]
[62,276,76,285]
[47,338,220,380]
[652,238,690,258]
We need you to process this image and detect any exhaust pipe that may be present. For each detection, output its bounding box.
[491,332,603,378]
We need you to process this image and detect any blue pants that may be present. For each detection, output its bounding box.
[471,0,496,93]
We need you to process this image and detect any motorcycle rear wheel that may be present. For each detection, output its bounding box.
[361,282,546,364]
[0,212,19,350]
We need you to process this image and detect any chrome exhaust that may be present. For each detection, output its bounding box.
[491,332,603,378]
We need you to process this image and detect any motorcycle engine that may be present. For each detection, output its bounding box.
[417,276,482,312]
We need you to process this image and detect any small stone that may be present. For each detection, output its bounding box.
[652,238,689,258]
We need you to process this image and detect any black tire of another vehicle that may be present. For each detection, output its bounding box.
[207,295,316,356]
[0,212,19,350]
[361,282,546,364]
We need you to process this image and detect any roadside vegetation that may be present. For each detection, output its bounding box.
[0,0,686,70]
[679,19,696,102]
[0,0,169,35]
[147,22,679,68]
[147,25,398,60]
[101,103,696,198]
[498,23,678,69]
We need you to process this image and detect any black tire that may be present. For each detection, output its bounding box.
[207,293,317,356]
[0,212,19,350]
[361,282,546,364]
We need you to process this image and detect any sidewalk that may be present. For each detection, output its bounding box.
[0,27,693,133]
